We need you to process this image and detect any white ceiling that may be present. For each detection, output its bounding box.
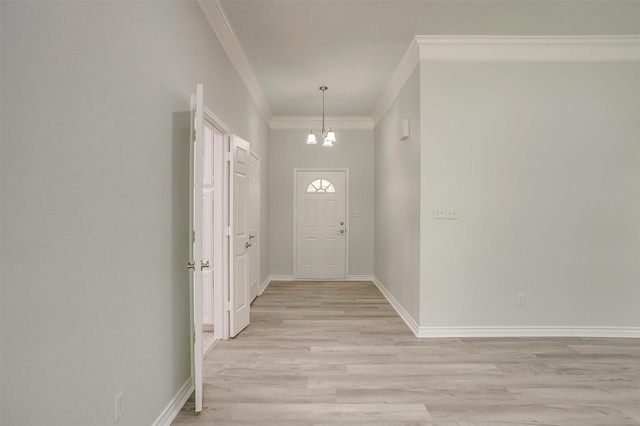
[218,0,640,119]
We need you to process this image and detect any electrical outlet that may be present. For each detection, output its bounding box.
[446,208,458,219]
[114,390,125,422]
[433,208,446,219]
[516,293,525,306]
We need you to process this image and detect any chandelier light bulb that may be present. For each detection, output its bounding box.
[306,131,317,144]
[325,128,337,144]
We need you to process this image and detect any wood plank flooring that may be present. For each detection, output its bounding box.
[172,281,640,425]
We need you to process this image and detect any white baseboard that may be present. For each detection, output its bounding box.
[417,326,640,338]
[370,276,640,339]
[152,378,193,426]
[258,275,294,295]
[269,274,294,282]
[258,276,273,295]
[348,275,375,281]
[371,276,420,336]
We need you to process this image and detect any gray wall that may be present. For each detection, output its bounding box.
[373,68,422,322]
[269,129,374,278]
[419,62,640,329]
[0,2,269,425]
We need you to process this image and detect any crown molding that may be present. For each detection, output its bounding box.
[373,35,640,125]
[196,0,272,124]
[270,116,374,131]
[372,39,419,125]
[415,35,640,63]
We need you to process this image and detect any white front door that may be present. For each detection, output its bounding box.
[248,152,260,302]
[188,84,205,413]
[229,135,250,337]
[295,170,347,280]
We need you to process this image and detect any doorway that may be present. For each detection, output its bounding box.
[201,116,225,354]
[294,169,348,280]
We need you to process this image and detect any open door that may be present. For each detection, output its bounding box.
[188,84,205,412]
[228,135,250,337]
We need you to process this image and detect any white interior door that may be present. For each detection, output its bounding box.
[249,152,260,302]
[295,170,347,280]
[188,84,204,412]
[229,135,250,337]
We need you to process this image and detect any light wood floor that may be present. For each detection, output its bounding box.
[173,281,640,425]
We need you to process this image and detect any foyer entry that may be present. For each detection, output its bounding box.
[294,169,348,280]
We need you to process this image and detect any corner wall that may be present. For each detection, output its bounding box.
[373,68,421,325]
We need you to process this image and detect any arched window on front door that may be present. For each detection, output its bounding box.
[306,178,335,193]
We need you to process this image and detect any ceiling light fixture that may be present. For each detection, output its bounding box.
[306,86,337,147]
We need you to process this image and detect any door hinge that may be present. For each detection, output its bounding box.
[225,226,232,236]
[225,152,232,162]
[224,300,231,312]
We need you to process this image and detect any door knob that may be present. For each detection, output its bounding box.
[249,234,255,239]
[200,260,210,270]
[245,242,252,248]
[339,229,345,234]
[187,262,195,270]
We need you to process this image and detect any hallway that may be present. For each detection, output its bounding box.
[172,281,640,425]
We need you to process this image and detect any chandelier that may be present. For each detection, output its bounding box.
[306,86,337,147]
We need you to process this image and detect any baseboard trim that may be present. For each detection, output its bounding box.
[417,326,640,338]
[370,276,640,339]
[258,276,271,295]
[371,276,420,337]
[152,377,193,426]
[269,275,294,282]
[258,275,294,295]
[348,275,375,281]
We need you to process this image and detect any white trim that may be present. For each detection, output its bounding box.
[258,275,273,295]
[415,35,640,63]
[373,35,640,125]
[271,116,374,131]
[221,134,231,340]
[201,111,227,342]
[348,275,375,281]
[416,326,640,339]
[152,378,194,426]
[370,277,640,339]
[204,106,230,134]
[372,39,419,125]
[269,274,294,281]
[371,277,420,337]
[196,0,272,123]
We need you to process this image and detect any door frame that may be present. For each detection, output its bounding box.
[292,168,350,280]
[249,151,260,302]
[203,107,229,341]
[190,103,230,374]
